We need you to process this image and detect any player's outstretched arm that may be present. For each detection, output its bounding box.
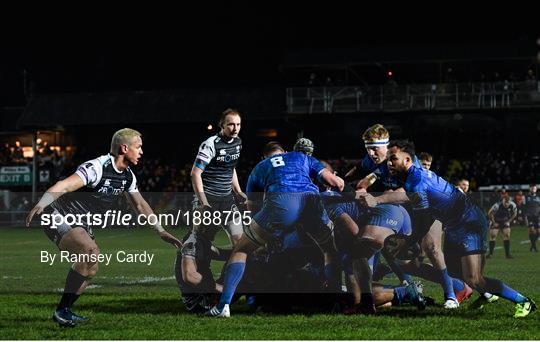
[26,173,85,226]
[356,173,378,190]
[320,169,345,191]
[356,191,410,208]
[344,166,358,181]
[127,192,182,248]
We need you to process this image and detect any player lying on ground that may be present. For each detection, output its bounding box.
[206,142,345,317]
[174,230,231,313]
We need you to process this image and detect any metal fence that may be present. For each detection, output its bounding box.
[287,81,540,114]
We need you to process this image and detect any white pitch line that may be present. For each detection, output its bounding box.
[53,276,175,292]
[55,284,103,292]
[119,276,175,285]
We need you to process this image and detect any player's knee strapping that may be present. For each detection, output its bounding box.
[305,222,335,249]
[243,224,267,247]
[352,237,381,259]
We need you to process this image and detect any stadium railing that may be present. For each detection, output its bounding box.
[286,81,540,113]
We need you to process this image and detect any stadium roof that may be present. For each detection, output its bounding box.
[17,89,285,129]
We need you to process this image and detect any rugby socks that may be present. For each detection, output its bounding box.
[360,293,375,307]
[69,294,81,307]
[57,269,87,310]
[391,286,408,306]
[218,262,246,310]
[489,241,495,255]
[530,233,537,250]
[439,268,457,301]
[483,277,527,304]
[452,278,465,292]
[324,263,341,290]
[503,240,511,256]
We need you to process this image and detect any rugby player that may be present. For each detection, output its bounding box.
[191,108,246,246]
[418,152,433,170]
[174,230,231,313]
[359,139,536,318]
[206,141,345,317]
[524,184,540,252]
[345,124,468,308]
[324,192,426,314]
[293,137,315,156]
[26,128,182,327]
[487,194,517,259]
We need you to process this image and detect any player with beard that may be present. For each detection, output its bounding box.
[359,139,536,318]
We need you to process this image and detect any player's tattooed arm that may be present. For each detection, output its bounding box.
[26,173,85,226]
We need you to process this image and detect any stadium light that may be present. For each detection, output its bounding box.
[207,124,213,131]
[387,70,393,77]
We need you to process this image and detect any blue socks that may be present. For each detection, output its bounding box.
[392,286,408,305]
[452,277,465,292]
[218,262,246,310]
[484,277,527,303]
[324,263,341,290]
[439,268,457,300]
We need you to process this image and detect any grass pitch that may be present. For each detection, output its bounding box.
[0,226,538,340]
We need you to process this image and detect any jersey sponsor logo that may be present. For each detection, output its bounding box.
[386,218,398,226]
[216,153,240,162]
[219,149,226,155]
[97,179,126,196]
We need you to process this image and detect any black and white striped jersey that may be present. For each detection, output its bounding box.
[490,201,517,222]
[51,154,138,216]
[524,192,540,216]
[193,133,242,196]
